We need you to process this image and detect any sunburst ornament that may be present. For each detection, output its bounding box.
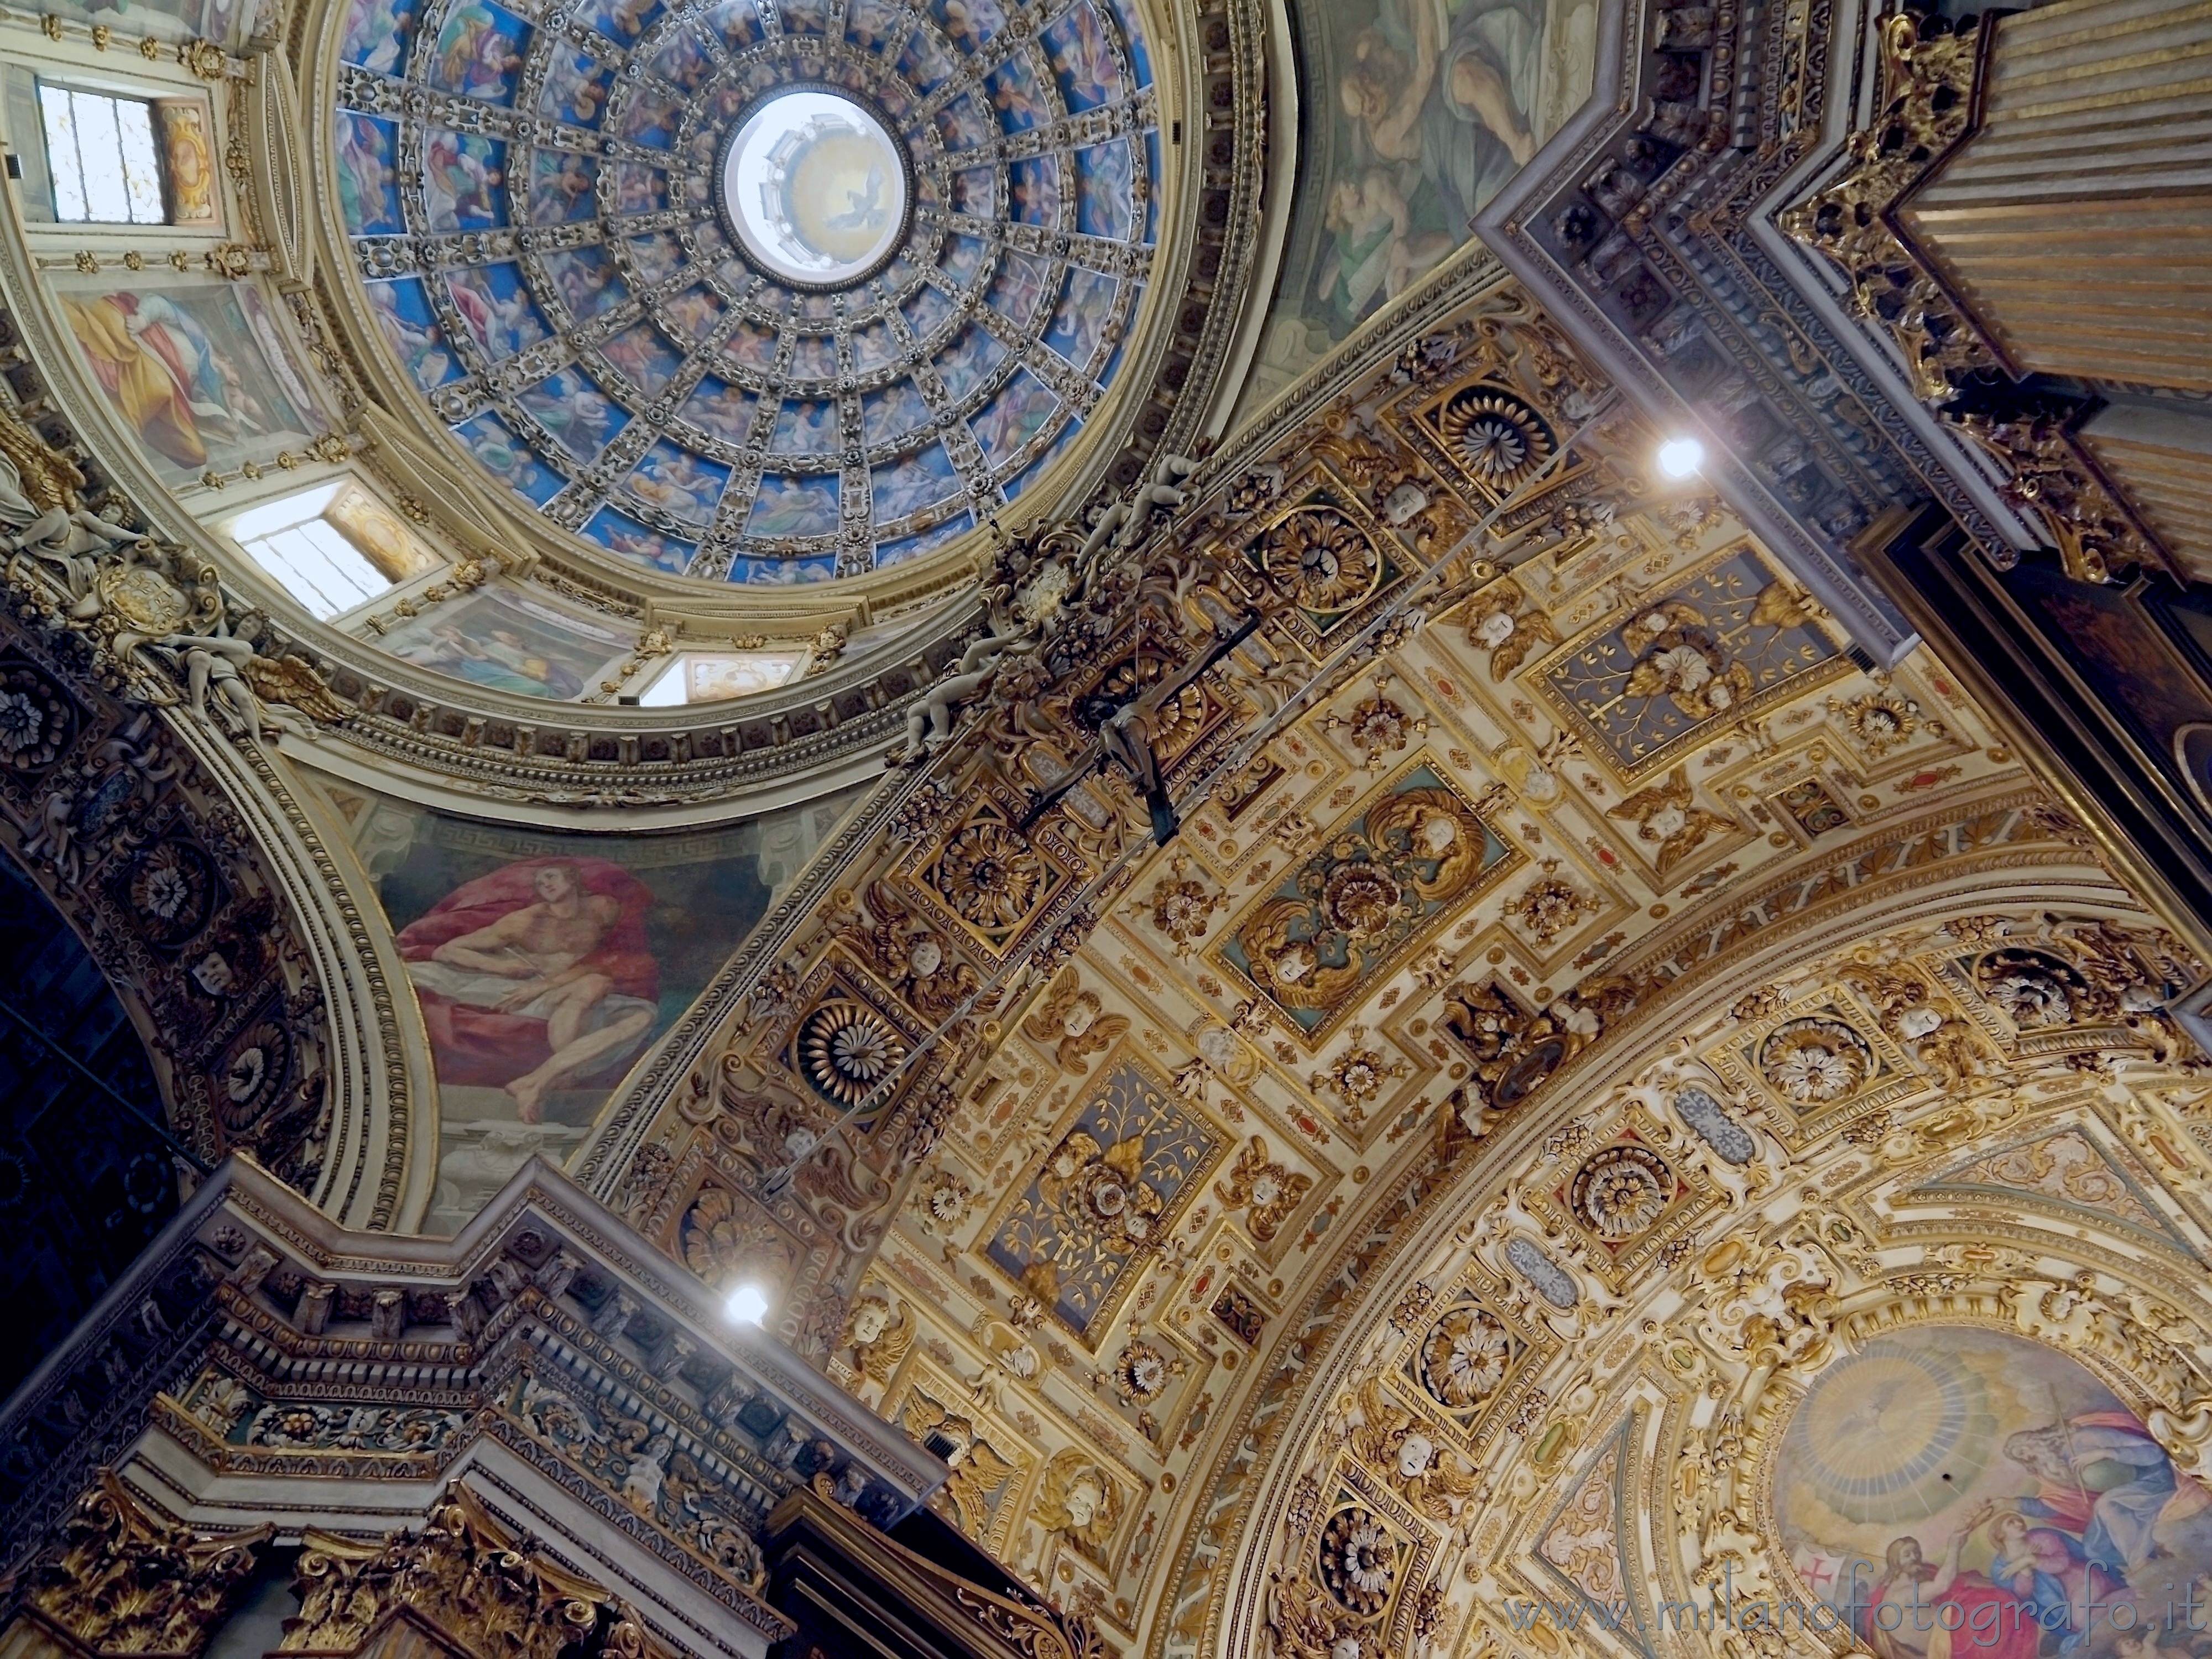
[1436,388,1558,493]
[797,1000,907,1108]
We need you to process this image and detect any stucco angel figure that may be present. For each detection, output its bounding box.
[1020,966,1129,1073]
[1365,787,1487,903]
[1034,1448,1121,1563]
[1341,1374,1482,1521]
[895,613,1039,760]
[0,405,138,604]
[1237,900,1362,1013]
[841,1291,913,1387]
[901,1395,1021,1537]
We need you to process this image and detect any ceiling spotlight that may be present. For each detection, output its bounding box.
[724,1282,770,1327]
[1655,436,1705,479]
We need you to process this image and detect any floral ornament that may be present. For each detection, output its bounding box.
[1332,695,1424,768]
[1568,1143,1676,1240]
[679,1186,793,1291]
[1213,1135,1314,1243]
[1318,1507,1400,1618]
[1620,600,1756,719]
[1147,872,1225,955]
[1419,1306,1514,1410]
[1321,863,1404,940]
[1759,1016,1875,1103]
[1973,947,2095,1028]
[797,1000,907,1109]
[0,667,75,770]
[910,1165,974,1233]
[1111,1339,1180,1403]
[1037,1131,1164,1251]
[1504,878,1593,944]
[1434,385,1558,493]
[1834,691,1922,757]
[1464,580,1558,681]
[889,780,958,848]
[218,1019,290,1132]
[1309,1041,1408,1118]
[1020,966,1130,1074]
[1605,767,1734,878]
[935,821,1047,932]
[123,838,217,948]
[1259,504,1385,615]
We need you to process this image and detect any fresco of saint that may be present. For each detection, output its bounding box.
[397,858,658,1121]
[1780,1327,2212,1659]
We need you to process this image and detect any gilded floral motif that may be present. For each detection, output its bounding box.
[1147,872,1225,954]
[1505,878,1593,944]
[796,1000,907,1108]
[1541,551,1844,780]
[1219,760,1517,1044]
[1317,1506,1400,1618]
[984,1060,1222,1338]
[0,664,76,770]
[1255,502,1390,619]
[1430,385,1558,495]
[936,821,1046,932]
[1759,1016,1874,1104]
[1973,947,2096,1029]
[1418,1305,1514,1410]
[1568,1143,1676,1241]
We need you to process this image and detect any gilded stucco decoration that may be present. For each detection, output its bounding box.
[560,269,2206,1659]
[23,1472,273,1657]
[1779,10,2170,587]
[1215,757,1520,1046]
[984,1055,1223,1339]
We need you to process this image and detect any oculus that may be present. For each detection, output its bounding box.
[331,0,1160,578]
[718,89,909,288]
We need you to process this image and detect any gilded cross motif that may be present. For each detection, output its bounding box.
[1214,756,1520,1046]
[985,1056,1224,1340]
[1537,547,1846,782]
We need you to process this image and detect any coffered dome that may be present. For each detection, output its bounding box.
[331,0,1162,583]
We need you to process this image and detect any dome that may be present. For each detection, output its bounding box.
[332,0,1161,584]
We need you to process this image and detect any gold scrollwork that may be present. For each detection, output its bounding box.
[28,1470,273,1658]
